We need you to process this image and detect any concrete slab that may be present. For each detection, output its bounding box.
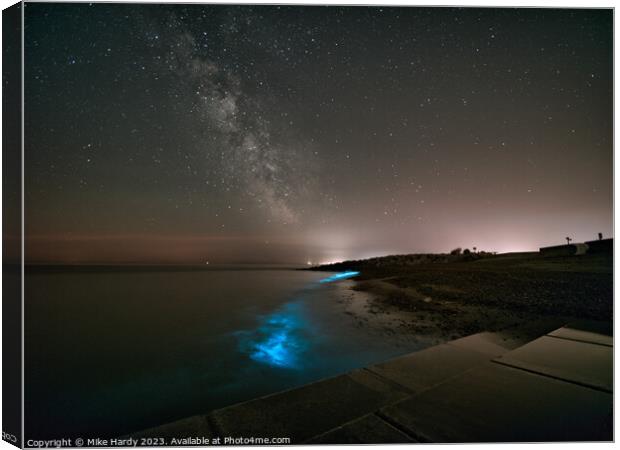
[208,369,410,443]
[490,317,570,348]
[566,319,613,336]
[548,329,612,347]
[447,319,571,357]
[447,332,521,357]
[306,413,415,444]
[128,415,213,439]
[548,321,612,347]
[379,363,612,442]
[494,336,612,392]
[367,344,490,393]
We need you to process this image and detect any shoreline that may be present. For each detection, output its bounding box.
[341,278,548,342]
[330,251,612,342]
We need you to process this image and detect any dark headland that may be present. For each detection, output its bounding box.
[307,246,612,340]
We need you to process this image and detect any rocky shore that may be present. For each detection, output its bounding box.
[314,252,612,340]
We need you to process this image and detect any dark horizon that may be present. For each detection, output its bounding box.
[20,5,613,265]
[19,234,613,267]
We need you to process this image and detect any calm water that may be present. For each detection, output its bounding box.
[25,268,427,439]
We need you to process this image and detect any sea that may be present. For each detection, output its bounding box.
[24,266,432,439]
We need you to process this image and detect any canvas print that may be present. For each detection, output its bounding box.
[2,2,613,447]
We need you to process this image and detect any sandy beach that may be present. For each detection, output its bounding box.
[317,252,612,342]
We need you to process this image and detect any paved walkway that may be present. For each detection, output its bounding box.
[131,319,612,443]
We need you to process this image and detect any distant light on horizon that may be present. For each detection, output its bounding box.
[318,259,346,266]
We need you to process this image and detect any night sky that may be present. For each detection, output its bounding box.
[24,4,612,264]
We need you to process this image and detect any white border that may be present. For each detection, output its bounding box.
[0,2,615,450]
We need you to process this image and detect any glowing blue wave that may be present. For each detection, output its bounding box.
[236,302,310,369]
[235,272,360,369]
[318,271,360,283]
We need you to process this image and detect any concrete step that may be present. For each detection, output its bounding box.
[306,413,417,444]
[547,319,613,347]
[128,415,214,440]
[494,336,612,392]
[365,344,491,394]
[207,369,410,443]
[377,320,613,442]
[378,362,612,442]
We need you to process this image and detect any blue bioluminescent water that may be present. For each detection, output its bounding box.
[318,271,360,283]
[235,271,360,369]
[236,302,312,369]
[29,268,435,440]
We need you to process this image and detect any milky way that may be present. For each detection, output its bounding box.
[23,4,612,264]
[146,12,317,224]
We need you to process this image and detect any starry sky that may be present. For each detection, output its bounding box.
[24,4,612,265]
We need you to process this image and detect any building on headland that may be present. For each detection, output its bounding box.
[539,236,613,256]
[539,243,589,256]
[584,237,613,254]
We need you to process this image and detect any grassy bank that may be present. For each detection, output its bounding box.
[312,252,612,339]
